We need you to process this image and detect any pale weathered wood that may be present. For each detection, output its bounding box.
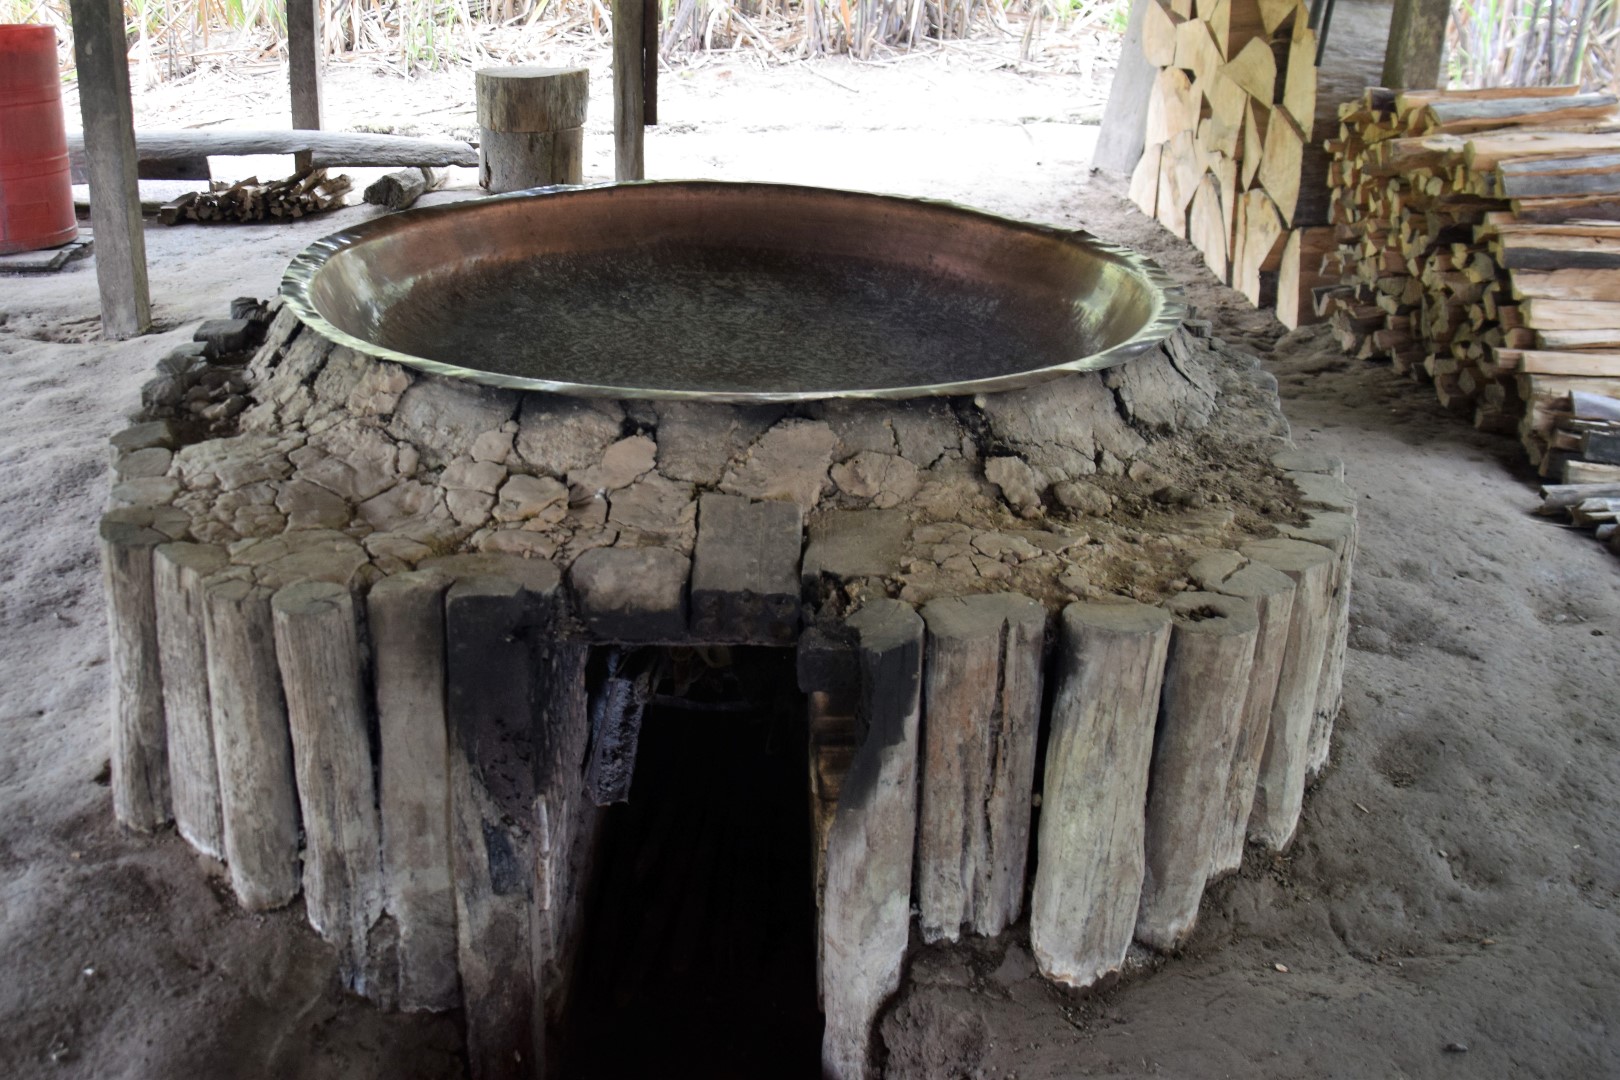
[1095,0,1161,173]
[1258,106,1306,225]
[1221,34,1277,103]
[154,542,228,858]
[1190,172,1230,279]
[68,0,151,338]
[1136,592,1259,952]
[287,0,322,175]
[612,0,646,181]
[204,576,301,910]
[479,129,584,193]
[820,599,924,1080]
[1278,509,1357,779]
[1141,0,1182,67]
[917,594,1046,942]
[1235,188,1287,305]
[1381,0,1450,91]
[1420,93,1620,135]
[1129,142,1163,217]
[1029,601,1172,988]
[1240,538,1335,851]
[65,130,480,173]
[273,579,384,995]
[362,167,445,211]
[1189,554,1297,877]
[368,571,458,1012]
[101,512,169,831]
[476,66,589,132]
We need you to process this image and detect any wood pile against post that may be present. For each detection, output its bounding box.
[1318,85,1620,554]
[159,169,352,224]
[476,65,588,193]
[1128,0,1322,310]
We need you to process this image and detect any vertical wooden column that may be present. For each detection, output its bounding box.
[612,0,646,181]
[287,0,322,172]
[273,581,385,997]
[1381,0,1451,89]
[100,511,170,831]
[154,543,229,858]
[1094,0,1156,174]
[475,66,588,192]
[916,594,1047,944]
[369,570,459,1013]
[820,600,925,1080]
[1029,600,1170,988]
[68,0,151,339]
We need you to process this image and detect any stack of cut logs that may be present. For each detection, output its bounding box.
[160,168,353,225]
[1317,85,1620,553]
[1128,0,1329,322]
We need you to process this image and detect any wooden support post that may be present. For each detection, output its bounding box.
[287,0,323,172]
[443,559,561,1079]
[369,570,459,1013]
[204,577,301,911]
[273,580,384,997]
[154,543,229,858]
[613,0,647,181]
[916,594,1047,943]
[1135,592,1259,952]
[476,66,588,192]
[100,511,170,832]
[820,600,925,1080]
[1030,601,1171,988]
[68,0,151,339]
[1189,553,1298,878]
[1095,0,1158,174]
[1280,508,1358,778]
[1381,0,1450,90]
[1240,538,1336,851]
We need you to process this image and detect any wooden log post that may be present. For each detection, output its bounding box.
[272,580,385,998]
[1240,538,1336,851]
[1096,0,1159,174]
[287,0,323,173]
[1188,553,1298,877]
[203,577,301,910]
[1381,0,1450,91]
[1030,601,1171,988]
[916,594,1047,943]
[820,600,925,1080]
[362,167,446,211]
[1279,508,1358,778]
[612,0,646,181]
[369,570,459,1012]
[68,0,151,338]
[100,511,170,832]
[475,66,588,193]
[1135,592,1259,952]
[441,558,562,1079]
[154,543,229,858]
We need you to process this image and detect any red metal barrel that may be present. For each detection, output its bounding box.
[0,25,77,255]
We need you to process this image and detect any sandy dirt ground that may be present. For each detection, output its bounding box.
[2,22,1618,1079]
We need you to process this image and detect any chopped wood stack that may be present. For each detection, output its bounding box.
[160,169,353,225]
[1317,86,1620,524]
[1128,0,1323,310]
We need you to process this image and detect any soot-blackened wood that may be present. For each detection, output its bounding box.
[68,0,151,338]
[689,493,803,644]
[204,576,301,910]
[369,570,459,1012]
[612,0,646,180]
[1279,508,1358,778]
[821,600,925,1080]
[916,594,1047,943]
[101,512,170,832]
[154,543,228,857]
[444,561,560,1079]
[1136,592,1259,952]
[583,649,653,805]
[1240,538,1336,852]
[1029,601,1171,989]
[273,580,384,997]
[1190,554,1298,877]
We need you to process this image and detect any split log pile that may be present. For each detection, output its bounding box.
[1318,86,1620,554]
[160,169,353,225]
[1128,0,1326,315]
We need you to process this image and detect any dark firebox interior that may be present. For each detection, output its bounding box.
[561,646,823,1079]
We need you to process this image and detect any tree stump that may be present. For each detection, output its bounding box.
[475,65,588,193]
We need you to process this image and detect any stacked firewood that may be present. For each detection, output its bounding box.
[160,169,353,225]
[1127,0,1324,317]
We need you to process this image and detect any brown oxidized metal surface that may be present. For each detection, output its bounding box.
[281,180,1187,403]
